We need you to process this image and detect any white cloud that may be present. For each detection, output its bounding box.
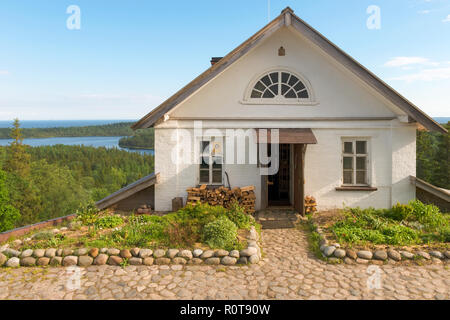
[389,67,450,82]
[443,14,450,22]
[418,10,431,14]
[0,70,9,75]
[384,57,437,67]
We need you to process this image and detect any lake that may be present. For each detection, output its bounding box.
[0,136,154,155]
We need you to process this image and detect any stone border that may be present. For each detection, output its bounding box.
[0,226,262,268]
[311,222,449,265]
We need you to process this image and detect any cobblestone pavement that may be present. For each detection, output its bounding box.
[0,228,448,300]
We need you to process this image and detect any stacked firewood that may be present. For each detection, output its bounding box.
[186,185,256,214]
[304,196,317,214]
[136,204,152,215]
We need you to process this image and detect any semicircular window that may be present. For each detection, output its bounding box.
[250,71,309,100]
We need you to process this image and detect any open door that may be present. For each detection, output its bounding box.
[294,144,306,214]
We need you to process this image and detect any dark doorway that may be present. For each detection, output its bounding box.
[268,144,291,206]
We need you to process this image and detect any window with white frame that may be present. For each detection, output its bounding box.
[250,71,310,100]
[199,137,223,185]
[342,139,369,186]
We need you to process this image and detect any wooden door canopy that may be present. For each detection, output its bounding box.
[256,128,317,144]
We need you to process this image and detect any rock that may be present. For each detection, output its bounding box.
[100,248,108,253]
[371,260,383,265]
[176,250,192,260]
[74,248,88,256]
[56,249,63,256]
[248,255,260,264]
[20,249,33,258]
[33,249,45,258]
[143,257,154,266]
[78,255,93,267]
[237,257,248,264]
[12,239,22,247]
[94,254,108,265]
[153,249,166,258]
[429,251,444,259]
[63,256,78,266]
[240,247,257,257]
[51,228,60,234]
[344,257,355,265]
[166,249,179,258]
[89,248,99,258]
[357,250,373,260]
[190,258,203,265]
[155,258,171,265]
[248,227,258,240]
[193,249,203,258]
[387,249,401,261]
[120,249,132,259]
[129,257,142,265]
[107,248,120,256]
[221,256,237,265]
[172,257,187,265]
[373,250,388,261]
[444,251,450,259]
[215,249,229,257]
[107,256,123,266]
[62,249,74,256]
[417,251,431,260]
[138,249,153,258]
[322,246,336,257]
[356,258,369,264]
[431,258,442,264]
[333,249,346,258]
[400,251,414,259]
[4,248,20,257]
[60,227,68,231]
[45,248,57,258]
[247,240,258,247]
[0,253,7,266]
[227,251,238,259]
[130,248,140,257]
[37,257,50,266]
[20,257,36,266]
[200,250,215,259]
[205,257,220,265]
[328,257,340,264]
[6,257,20,267]
[50,257,62,266]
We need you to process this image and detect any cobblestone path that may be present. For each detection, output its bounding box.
[0,228,448,300]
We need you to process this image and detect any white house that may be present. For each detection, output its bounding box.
[119,8,446,214]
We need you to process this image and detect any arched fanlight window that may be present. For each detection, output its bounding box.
[250,71,310,99]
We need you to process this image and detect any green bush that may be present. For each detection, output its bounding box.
[94,215,124,229]
[203,217,238,250]
[385,203,414,221]
[226,201,253,229]
[75,202,99,226]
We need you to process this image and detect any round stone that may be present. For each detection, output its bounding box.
[172,257,187,265]
[221,256,237,265]
[120,249,132,259]
[357,250,373,260]
[373,250,388,260]
[153,249,166,258]
[143,257,154,265]
[240,247,257,257]
[12,239,22,247]
[229,250,240,258]
[20,249,33,258]
[166,249,179,258]
[138,249,153,258]
[444,251,450,259]
[74,248,88,256]
[178,250,193,259]
[193,249,203,258]
[155,257,171,265]
[333,249,346,258]
[37,257,50,266]
[205,257,220,265]
[130,248,140,257]
[62,249,74,256]
[400,251,414,259]
[237,257,248,264]
[190,258,203,265]
[20,257,36,266]
[248,254,260,264]
[417,251,431,260]
[215,249,229,257]
[107,256,123,266]
[356,258,369,264]
[0,253,7,266]
[322,246,336,257]
[6,257,20,267]
[429,251,444,259]
[89,248,99,258]
[129,257,142,265]
[107,248,120,256]
[33,249,45,258]
[50,257,62,266]
[200,250,215,259]
[387,249,401,261]
[3,248,20,257]
[93,254,108,265]
[63,256,78,266]
[344,257,355,265]
[78,255,93,267]
[45,248,57,258]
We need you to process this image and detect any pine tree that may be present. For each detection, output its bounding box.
[5,118,31,176]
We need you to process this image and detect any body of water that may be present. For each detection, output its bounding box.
[0,136,154,155]
[0,120,136,128]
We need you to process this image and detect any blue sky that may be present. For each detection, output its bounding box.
[0,0,449,120]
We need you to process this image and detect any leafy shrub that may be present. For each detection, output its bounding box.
[226,201,253,229]
[166,220,200,247]
[75,202,99,226]
[385,203,414,221]
[94,215,123,229]
[203,217,238,250]
[408,200,447,231]
[32,231,54,240]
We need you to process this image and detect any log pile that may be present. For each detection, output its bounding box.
[186,185,256,214]
[304,196,317,214]
[136,204,152,215]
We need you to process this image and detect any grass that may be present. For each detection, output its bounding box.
[324,200,449,247]
[297,219,326,261]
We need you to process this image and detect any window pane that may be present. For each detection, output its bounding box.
[356,157,366,170]
[284,89,297,98]
[262,90,275,98]
[356,171,366,184]
[269,72,279,84]
[356,141,367,154]
[268,84,278,95]
[261,75,272,86]
[281,84,290,95]
[281,72,290,83]
[294,82,305,92]
[251,90,262,98]
[288,75,299,86]
[212,170,222,184]
[343,171,353,184]
[212,156,223,169]
[254,81,265,91]
[200,157,209,169]
[344,142,353,154]
[201,141,210,154]
[297,90,309,99]
[343,157,353,169]
[200,170,209,183]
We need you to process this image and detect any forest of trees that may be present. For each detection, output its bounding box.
[0,122,135,139]
[0,120,154,231]
[118,128,154,149]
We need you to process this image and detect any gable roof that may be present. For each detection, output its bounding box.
[132,7,447,134]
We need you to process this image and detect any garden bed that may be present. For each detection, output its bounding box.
[308,201,450,265]
[0,202,262,267]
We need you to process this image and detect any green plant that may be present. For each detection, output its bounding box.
[94,215,124,229]
[75,202,99,226]
[203,217,238,250]
[385,203,414,221]
[226,201,253,229]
